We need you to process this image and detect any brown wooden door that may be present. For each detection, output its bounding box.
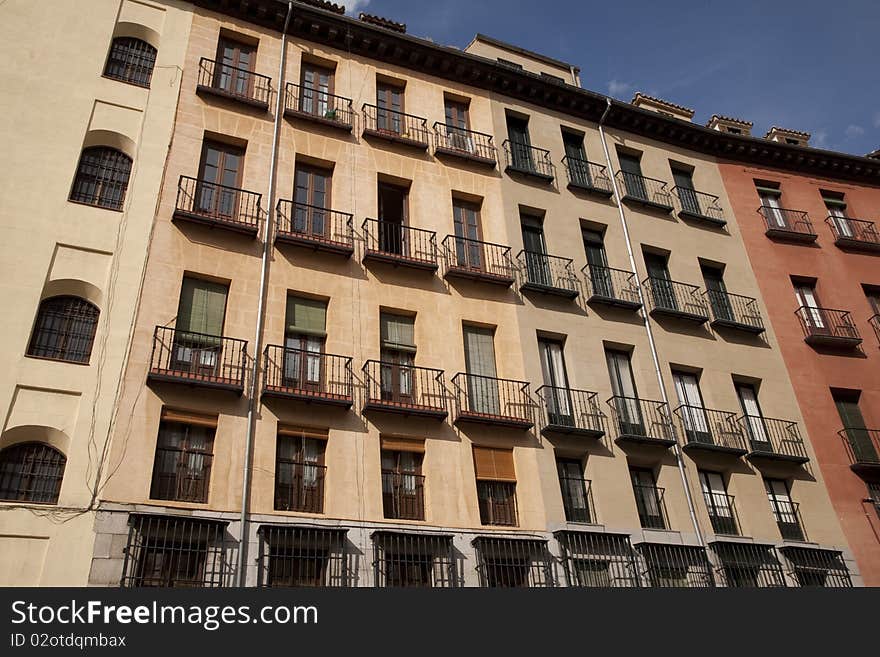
[376,83,403,133]
[292,165,331,237]
[452,200,483,271]
[300,63,334,116]
[215,38,255,97]
[197,141,243,218]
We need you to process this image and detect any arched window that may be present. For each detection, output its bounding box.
[103,37,157,88]
[27,296,100,364]
[0,443,66,504]
[69,147,132,210]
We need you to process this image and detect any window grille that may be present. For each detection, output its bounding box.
[710,541,786,588]
[635,543,714,588]
[555,530,640,587]
[0,442,66,504]
[257,525,348,587]
[780,546,852,587]
[472,537,555,587]
[372,531,456,587]
[27,296,99,363]
[69,147,132,210]
[103,37,157,87]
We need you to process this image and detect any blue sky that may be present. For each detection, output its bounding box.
[344,0,880,156]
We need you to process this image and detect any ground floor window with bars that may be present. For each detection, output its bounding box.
[555,530,640,587]
[710,541,786,588]
[472,537,554,587]
[120,515,230,587]
[635,543,714,588]
[780,546,852,587]
[258,525,348,587]
[372,531,456,587]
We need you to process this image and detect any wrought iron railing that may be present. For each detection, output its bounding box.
[703,290,764,332]
[149,325,247,389]
[825,215,880,247]
[263,344,353,403]
[758,206,815,237]
[736,415,807,461]
[275,199,354,251]
[581,264,641,306]
[769,498,806,541]
[703,491,740,536]
[632,484,668,529]
[476,481,518,527]
[150,446,213,503]
[175,175,262,231]
[196,57,271,107]
[502,140,553,179]
[451,373,532,427]
[615,171,673,209]
[536,386,605,435]
[672,187,725,223]
[441,235,516,282]
[362,360,447,416]
[362,104,429,147]
[561,156,613,194]
[433,123,496,163]
[284,82,354,129]
[381,471,426,521]
[795,306,861,344]
[642,278,710,320]
[372,531,456,587]
[673,405,747,452]
[559,476,594,523]
[838,428,880,467]
[607,396,675,443]
[362,219,438,268]
[711,543,786,588]
[516,251,579,295]
[274,462,326,514]
[636,543,715,588]
[555,531,640,587]
[257,525,348,587]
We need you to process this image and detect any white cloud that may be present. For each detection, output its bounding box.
[813,129,829,148]
[345,0,370,14]
[845,124,865,139]
[607,79,632,99]
[874,112,880,128]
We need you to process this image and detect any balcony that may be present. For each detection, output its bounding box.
[274,462,326,514]
[148,325,247,394]
[516,252,579,299]
[672,187,726,227]
[362,219,438,272]
[441,235,516,287]
[673,406,748,457]
[362,360,447,419]
[703,492,741,536]
[581,265,642,311]
[275,199,354,256]
[704,290,765,335]
[195,57,271,111]
[173,176,261,236]
[839,428,880,475]
[825,216,880,253]
[737,415,809,464]
[362,104,429,150]
[262,344,353,407]
[795,306,862,349]
[381,471,426,521]
[642,278,710,324]
[536,386,605,439]
[559,475,595,524]
[451,373,533,429]
[615,171,674,213]
[770,499,806,542]
[433,123,497,167]
[502,141,554,182]
[759,206,818,243]
[632,484,668,530]
[607,396,676,448]
[561,157,613,197]
[283,82,353,131]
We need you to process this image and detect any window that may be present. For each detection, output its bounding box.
[712,543,786,588]
[671,166,701,215]
[463,325,499,416]
[197,141,244,219]
[379,312,416,404]
[443,97,473,152]
[630,468,665,529]
[27,296,99,364]
[782,547,852,587]
[644,251,677,310]
[259,525,347,587]
[583,228,617,296]
[171,277,229,378]
[793,280,826,330]
[69,147,132,210]
[299,61,334,117]
[381,443,425,521]
[376,182,408,255]
[557,458,591,523]
[376,82,404,134]
[215,37,256,97]
[699,471,737,535]
[452,198,483,270]
[727,127,742,135]
[103,37,157,87]
[563,131,590,185]
[672,371,709,444]
[373,531,456,587]
[0,443,66,504]
[473,446,517,526]
[866,289,880,316]
[556,531,639,587]
[538,338,571,426]
[473,537,554,587]
[506,115,533,170]
[637,543,714,588]
[284,296,327,392]
[149,411,215,503]
[765,478,804,541]
[606,349,642,436]
[701,264,734,322]
[833,390,877,463]
[785,138,799,145]
[275,427,326,513]
[617,151,647,199]
[735,381,770,448]
[821,191,855,238]
[291,164,331,238]
[520,213,550,285]
[755,182,785,227]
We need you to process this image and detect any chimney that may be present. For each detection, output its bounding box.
[764,126,811,147]
[358,13,406,34]
[630,92,694,122]
[705,114,753,137]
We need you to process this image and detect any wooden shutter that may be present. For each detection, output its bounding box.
[463,325,497,377]
[161,408,218,428]
[380,313,415,351]
[473,446,515,482]
[177,277,228,335]
[286,296,327,336]
[380,435,425,453]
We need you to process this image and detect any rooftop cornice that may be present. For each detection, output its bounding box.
[189,0,880,185]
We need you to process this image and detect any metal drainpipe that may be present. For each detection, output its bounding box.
[236,1,294,587]
[596,98,705,546]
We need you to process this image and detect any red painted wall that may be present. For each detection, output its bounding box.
[719,161,880,585]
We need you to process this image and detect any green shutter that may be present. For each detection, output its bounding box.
[754,185,781,196]
[380,313,415,351]
[177,277,228,335]
[821,195,847,208]
[286,296,327,337]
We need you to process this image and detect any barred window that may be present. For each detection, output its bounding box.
[121,515,230,587]
[372,531,456,588]
[555,530,640,587]
[149,420,215,503]
[710,541,786,588]
[27,296,99,364]
[780,546,852,587]
[69,147,132,210]
[473,537,555,588]
[103,37,157,87]
[258,525,348,587]
[0,442,66,504]
[636,543,714,588]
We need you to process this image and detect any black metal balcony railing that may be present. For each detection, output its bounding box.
[632,484,668,530]
[451,373,533,428]
[673,405,747,454]
[150,447,212,504]
[615,171,674,212]
[711,542,787,588]
[477,481,518,527]
[441,235,517,285]
[581,264,642,310]
[362,219,439,271]
[196,57,272,109]
[795,306,862,347]
[516,251,579,298]
[871,315,880,345]
[672,187,726,226]
[536,386,605,438]
[737,415,808,463]
[704,290,765,334]
[607,396,676,446]
[262,344,353,406]
[559,476,594,524]
[839,428,880,470]
[643,278,710,323]
[174,176,262,235]
[362,360,447,419]
[561,156,613,196]
[433,123,497,165]
[502,140,554,181]
[274,462,326,513]
[703,492,740,536]
[284,82,354,130]
[825,216,880,252]
[381,471,426,521]
[362,104,429,148]
[758,206,817,242]
[770,498,806,541]
[148,325,247,393]
[275,199,354,255]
